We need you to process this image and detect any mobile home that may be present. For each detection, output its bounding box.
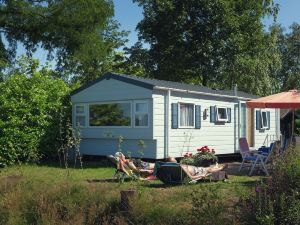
[71,72,280,159]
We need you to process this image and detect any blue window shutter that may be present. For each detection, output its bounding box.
[195,105,201,129]
[210,106,216,123]
[171,103,178,129]
[227,108,231,123]
[267,111,271,130]
[256,110,261,130]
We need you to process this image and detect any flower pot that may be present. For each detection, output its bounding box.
[199,159,213,167]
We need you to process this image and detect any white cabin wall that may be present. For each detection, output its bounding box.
[71,78,156,158]
[153,90,240,157]
[152,90,280,158]
[71,78,152,102]
[152,90,166,158]
[254,108,278,148]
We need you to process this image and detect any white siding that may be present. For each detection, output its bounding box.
[71,78,152,102]
[71,78,155,157]
[153,91,166,158]
[153,90,279,158]
[71,77,280,159]
[253,108,278,148]
[80,139,157,158]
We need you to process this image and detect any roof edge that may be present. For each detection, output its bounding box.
[70,72,154,96]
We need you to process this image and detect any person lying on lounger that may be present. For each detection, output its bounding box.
[180,164,227,180]
[115,152,178,178]
[116,152,154,177]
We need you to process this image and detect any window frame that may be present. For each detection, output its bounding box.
[216,106,228,122]
[74,104,87,128]
[178,102,195,128]
[260,110,269,129]
[133,100,149,128]
[88,101,132,128]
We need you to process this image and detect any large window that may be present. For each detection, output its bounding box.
[89,102,131,127]
[75,105,86,127]
[216,107,228,122]
[179,103,194,127]
[261,111,268,129]
[134,101,149,127]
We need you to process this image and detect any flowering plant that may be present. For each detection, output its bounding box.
[180,152,194,165]
[180,146,218,167]
[194,146,218,165]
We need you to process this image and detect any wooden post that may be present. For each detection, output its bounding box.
[120,189,137,212]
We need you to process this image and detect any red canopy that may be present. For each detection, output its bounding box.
[246,90,300,109]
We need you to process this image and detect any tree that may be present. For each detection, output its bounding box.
[275,23,300,90]
[0,57,70,166]
[131,0,280,95]
[0,0,127,83]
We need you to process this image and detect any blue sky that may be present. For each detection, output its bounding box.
[16,0,300,66]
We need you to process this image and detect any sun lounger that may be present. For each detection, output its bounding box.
[156,163,223,184]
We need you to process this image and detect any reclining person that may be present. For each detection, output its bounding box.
[116,152,154,177]
[181,164,227,180]
[116,153,178,178]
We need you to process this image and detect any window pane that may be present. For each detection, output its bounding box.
[89,103,131,126]
[76,105,84,114]
[76,116,85,126]
[217,108,227,120]
[135,114,148,126]
[262,112,268,127]
[136,103,148,113]
[180,104,194,127]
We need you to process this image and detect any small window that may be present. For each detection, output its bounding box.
[261,111,268,129]
[216,107,228,122]
[135,101,149,127]
[76,105,84,114]
[75,105,86,127]
[179,103,194,127]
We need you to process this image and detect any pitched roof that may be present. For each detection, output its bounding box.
[71,72,258,99]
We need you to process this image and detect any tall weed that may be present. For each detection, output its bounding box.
[239,145,300,225]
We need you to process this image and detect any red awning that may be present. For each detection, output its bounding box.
[246,90,300,109]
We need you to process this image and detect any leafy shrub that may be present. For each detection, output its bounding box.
[190,185,232,225]
[0,68,70,166]
[239,145,300,225]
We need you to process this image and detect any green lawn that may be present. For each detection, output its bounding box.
[0,161,260,225]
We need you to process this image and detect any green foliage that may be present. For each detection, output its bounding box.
[190,185,232,225]
[240,145,300,225]
[130,0,280,95]
[0,0,128,83]
[275,23,300,91]
[180,147,218,167]
[137,139,146,158]
[117,135,124,153]
[0,58,70,166]
[180,156,195,166]
[57,116,82,169]
[0,162,260,224]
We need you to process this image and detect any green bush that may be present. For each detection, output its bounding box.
[190,185,232,225]
[0,70,70,166]
[240,145,300,225]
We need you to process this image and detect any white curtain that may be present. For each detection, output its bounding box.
[180,104,194,126]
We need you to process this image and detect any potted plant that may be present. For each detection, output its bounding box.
[194,146,218,167]
[180,152,194,165]
[180,146,218,167]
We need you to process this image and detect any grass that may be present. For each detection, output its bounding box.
[0,160,260,225]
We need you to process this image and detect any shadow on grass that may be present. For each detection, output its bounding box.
[86,178,121,183]
[38,159,114,169]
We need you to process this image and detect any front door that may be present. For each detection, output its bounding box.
[247,108,255,147]
[240,103,247,138]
